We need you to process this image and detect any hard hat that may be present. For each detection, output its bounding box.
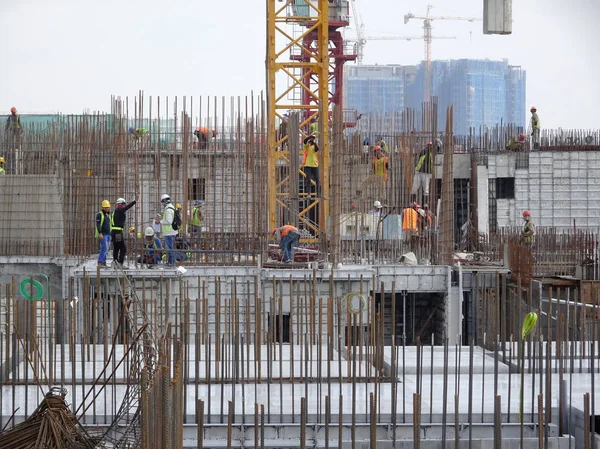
[193,199,203,206]
[427,141,433,146]
[176,203,182,210]
[417,209,426,218]
[129,226,136,232]
[413,202,421,209]
[523,210,531,217]
[373,145,381,151]
[374,200,382,208]
[161,194,170,202]
[10,107,16,114]
[530,106,537,112]
[128,126,134,133]
[116,198,126,204]
[519,132,526,140]
[101,200,111,208]
[144,227,155,237]
[0,156,5,163]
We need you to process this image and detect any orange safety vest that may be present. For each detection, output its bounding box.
[280,225,299,237]
[402,208,418,231]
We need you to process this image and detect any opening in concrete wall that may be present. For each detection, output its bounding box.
[496,177,515,199]
[268,313,290,343]
[375,292,446,346]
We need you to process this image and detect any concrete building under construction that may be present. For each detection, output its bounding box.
[0,1,599,449]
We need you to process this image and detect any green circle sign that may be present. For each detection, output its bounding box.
[20,279,44,301]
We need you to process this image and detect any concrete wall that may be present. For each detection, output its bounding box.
[489,152,600,229]
[0,175,64,255]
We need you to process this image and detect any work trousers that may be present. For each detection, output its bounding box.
[98,234,111,263]
[280,231,300,262]
[411,171,431,196]
[303,166,320,197]
[164,235,175,266]
[111,231,126,264]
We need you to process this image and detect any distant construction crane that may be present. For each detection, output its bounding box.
[404,4,482,101]
[349,0,455,65]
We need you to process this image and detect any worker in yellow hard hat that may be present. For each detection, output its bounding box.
[95,200,112,267]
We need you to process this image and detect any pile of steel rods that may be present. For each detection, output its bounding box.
[0,387,95,449]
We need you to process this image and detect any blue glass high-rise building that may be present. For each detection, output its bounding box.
[343,59,526,136]
[343,65,407,114]
[405,59,526,135]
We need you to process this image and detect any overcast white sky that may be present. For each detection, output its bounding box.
[1,0,598,129]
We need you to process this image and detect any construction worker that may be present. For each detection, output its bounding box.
[273,225,300,263]
[530,107,540,150]
[362,137,370,154]
[189,200,204,235]
[5,107,22,132]
[194,127,217,150]
[95,200,112,267]
[360,146,389,204]
[160,194,178,266]
[375,137,389,155]
[301,134,320,198]
[174,235,191,262]
[0,156,5,175]
[401,203,419,244]
[128,126,148,141]
[138,227,163,266]
[309,116,318,136]
[278,114,288,150]
[151,214,162,237]
[110,197,137,269]
[520,210,535,247]
[411,142,434,204]
[506,132,527,151]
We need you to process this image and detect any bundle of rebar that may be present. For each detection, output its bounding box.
[0,387,95,449]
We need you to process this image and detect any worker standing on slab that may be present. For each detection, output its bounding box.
[520,210,535,247]
[411,142,434,205]
[375,137,389,155]
[110,197,137,269]
[301,134,320,199]
[5,107,22,132]
[273,225,300,263]
[95,200,112,268]
[0,156,5,175]
[360,146,389,204]
[160,194,178,266]
[189,199,204,240]
[530,107,540,150]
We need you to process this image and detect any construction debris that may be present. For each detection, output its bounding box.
[0,388,96,449]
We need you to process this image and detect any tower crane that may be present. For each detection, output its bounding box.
[349,0,366,64]
[404,4,482,100]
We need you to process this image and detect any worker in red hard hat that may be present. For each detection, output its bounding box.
[273,225,300,263]
[194,127,217,149]
[520,210,535,247]
[6,107,22,132]
[530,106,540,150]
[506,132,527,151]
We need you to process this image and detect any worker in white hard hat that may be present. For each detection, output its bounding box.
[95,200,112,267]
[110,197,137,269]
[160,194,178,266]
[411,141,434,204]
[138,227,163,266]
[0,156,5,175]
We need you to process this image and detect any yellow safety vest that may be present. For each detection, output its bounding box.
[162,204,175,233]
[522,221,534,244]
[110,212,123,232]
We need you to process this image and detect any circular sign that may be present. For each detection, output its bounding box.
[343,292,367,314]
[20,279,44,301]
